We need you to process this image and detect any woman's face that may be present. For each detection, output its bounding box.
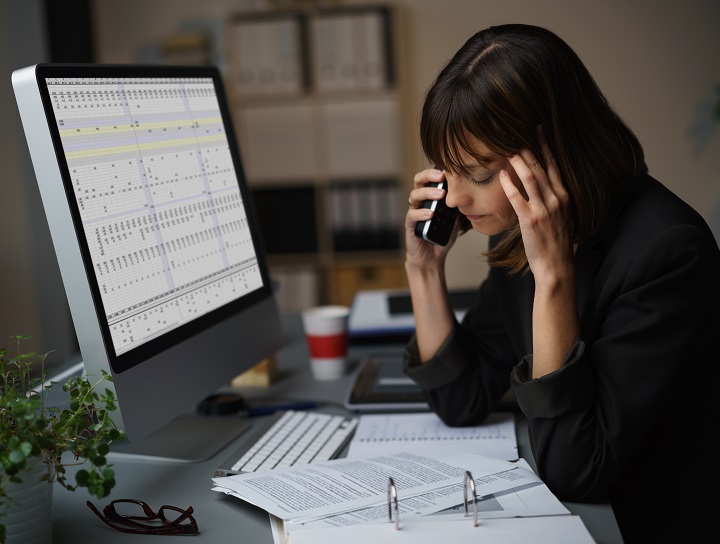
[443,138,524,236]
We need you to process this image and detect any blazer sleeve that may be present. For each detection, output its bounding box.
[404,266,522,426]
[508,223,720,502]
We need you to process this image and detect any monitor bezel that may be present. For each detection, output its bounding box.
[33,63,274,375]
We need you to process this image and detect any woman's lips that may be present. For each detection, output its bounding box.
[462,213,486,222]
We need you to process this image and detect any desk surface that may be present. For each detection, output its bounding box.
[51,314,623,543]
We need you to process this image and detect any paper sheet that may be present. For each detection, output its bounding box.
[212,448,539,522]
[289,459,568,529]
[267,459,572,544]
[347,411,518,461]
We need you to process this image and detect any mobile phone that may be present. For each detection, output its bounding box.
[413,179,459,246]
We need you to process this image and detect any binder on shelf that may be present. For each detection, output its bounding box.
[310,6,394,92]
[328,180,401,253]
[228,12,307,96]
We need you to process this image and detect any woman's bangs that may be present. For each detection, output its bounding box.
[441,96,497,175]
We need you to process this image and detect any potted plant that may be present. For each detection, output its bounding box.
[0,335,125,544]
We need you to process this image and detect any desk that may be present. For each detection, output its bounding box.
[51,314,623,543]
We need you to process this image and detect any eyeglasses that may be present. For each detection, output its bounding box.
[87,499,199,536]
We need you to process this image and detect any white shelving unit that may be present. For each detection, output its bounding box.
[224,5,408,310]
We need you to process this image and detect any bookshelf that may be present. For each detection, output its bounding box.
[225,4,407,310]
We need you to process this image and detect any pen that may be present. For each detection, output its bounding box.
[239,401,318,418]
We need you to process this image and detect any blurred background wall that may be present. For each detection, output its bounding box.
[2,0,719,362]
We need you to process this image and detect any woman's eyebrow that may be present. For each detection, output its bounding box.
[465,162,496,171]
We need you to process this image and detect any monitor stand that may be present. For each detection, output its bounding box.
[109,415,252,463]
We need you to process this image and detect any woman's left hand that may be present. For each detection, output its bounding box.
[499,126,574,282]
[502,126,579,378]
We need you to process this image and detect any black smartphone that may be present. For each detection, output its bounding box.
[413,179,459,246]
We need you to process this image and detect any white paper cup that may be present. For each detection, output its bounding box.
[301,305,350,381]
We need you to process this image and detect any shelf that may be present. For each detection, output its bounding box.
[225,4,406,310]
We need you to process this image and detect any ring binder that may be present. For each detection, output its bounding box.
[463,471,479,527]
[386,472,480,534]
[387,477,399,530]
[269,467,595,543]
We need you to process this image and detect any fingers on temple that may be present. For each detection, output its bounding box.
[508,153,543,201]
[499,170,527,212]
[536,125,565,195]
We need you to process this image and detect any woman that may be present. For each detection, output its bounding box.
[404,24,719,543]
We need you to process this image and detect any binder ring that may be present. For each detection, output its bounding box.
[387,477,399,530]
[463,471,479,527]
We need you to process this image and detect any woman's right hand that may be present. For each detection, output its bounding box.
[405,168,459,362]
[405,168,459,270]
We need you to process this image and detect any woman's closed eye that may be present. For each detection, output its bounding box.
[470,171,497,185]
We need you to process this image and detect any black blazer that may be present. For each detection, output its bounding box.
[405,175,720,543]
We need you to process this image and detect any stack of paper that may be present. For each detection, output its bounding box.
[213,448,541,520]
[211,412,595,542]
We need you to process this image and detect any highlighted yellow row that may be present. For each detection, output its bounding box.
[64,134,227,160]
[59,116,223,138]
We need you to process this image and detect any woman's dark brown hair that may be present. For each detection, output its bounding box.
[420,24,647,273]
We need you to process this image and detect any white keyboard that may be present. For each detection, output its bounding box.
[215,410,358,476]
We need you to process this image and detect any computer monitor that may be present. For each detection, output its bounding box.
[12,64,284,458]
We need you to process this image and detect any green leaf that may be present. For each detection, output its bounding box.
[75,469,89,486]
[19,442,32,457]
[103,479,116,493]
[94,484,107,499]
[93,455,107,467]
[1,342,125,508]
[8,449,26,465]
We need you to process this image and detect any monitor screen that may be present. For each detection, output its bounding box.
[13,64,283,448]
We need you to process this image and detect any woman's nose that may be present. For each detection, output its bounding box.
[443,172,469,210]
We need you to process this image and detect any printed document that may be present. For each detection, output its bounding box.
[212,448,539,522]
[347,411,518,460]
[290,459,567,529]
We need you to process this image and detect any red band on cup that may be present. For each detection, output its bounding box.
[306,333,348,358]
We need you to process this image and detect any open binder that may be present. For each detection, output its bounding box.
[271,473,594,543]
